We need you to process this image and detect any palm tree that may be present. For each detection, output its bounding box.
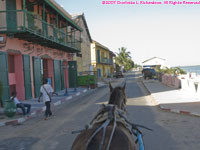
[115,47,132,68]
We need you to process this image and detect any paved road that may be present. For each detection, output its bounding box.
[0,72,200,150]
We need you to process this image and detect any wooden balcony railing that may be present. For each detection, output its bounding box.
[0,10,81,52]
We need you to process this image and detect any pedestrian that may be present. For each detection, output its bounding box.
[11,92,31,116]
[38,78,54,120]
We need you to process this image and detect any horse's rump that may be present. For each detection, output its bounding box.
[72,84,139,150]
[71,123,136,150]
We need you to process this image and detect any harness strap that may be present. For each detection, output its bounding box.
[73,105,153,150]
[106,107,117,150]
[99,106,115,150]
[132,124,153,132]
[136,130,145,150]
[90,105,112,125]
[86,119,110,150]
[99,120,108,150]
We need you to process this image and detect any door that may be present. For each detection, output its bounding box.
[42,12,48,37]
[33,57,42,98]
[60,60,65,90]
[54,60,61,92]
[23,55,32,99]
[43,59,48,80]
[97,69,101,78]
[6,0,17,31]
[68,61,77,88]
[107,68,110,77]
[26,1,35,30]
[0,52,10,103]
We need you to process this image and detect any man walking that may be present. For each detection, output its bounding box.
[38,78,54,120]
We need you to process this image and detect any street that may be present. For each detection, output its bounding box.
[0,72,200,150]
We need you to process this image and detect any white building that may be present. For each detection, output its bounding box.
[142,57,166,68]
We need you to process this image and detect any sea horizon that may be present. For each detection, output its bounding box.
[175,65,200,75]
[174,65,200,68]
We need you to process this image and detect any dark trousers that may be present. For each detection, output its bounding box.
[45,101,52,117]
[16,103,31,115]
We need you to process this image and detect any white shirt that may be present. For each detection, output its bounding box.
[13,97,21,105]
[40,84,53,103]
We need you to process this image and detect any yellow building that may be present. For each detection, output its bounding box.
[91,40,115,78]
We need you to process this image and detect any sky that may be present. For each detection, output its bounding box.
[55,0,200,67]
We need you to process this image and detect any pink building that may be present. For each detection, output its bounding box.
[0,0,82,105]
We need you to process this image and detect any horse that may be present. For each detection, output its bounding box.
[71,82,137,150]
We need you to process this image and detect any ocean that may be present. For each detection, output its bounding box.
[179,65,200,75]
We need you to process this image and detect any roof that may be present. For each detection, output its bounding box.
[92,40,116,57]
[49,0,72,18]
[142,57,166,63]
[45,0,82,31]
[71,13,92,42]
[109,51,116,57]
[92,40,110,51]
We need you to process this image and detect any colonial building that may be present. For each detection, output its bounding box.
[72,13,92,75]
[0,0,82,104]
[91,40,115,78]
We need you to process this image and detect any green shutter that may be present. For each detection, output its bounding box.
[6,0,17,31]
[68,61,77,88]
[33,57,42,98]
[23,55,32,99]
[60,60,64,90]
[54,60,61,92]
[0,52,10,103]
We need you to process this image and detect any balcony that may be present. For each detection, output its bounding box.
[0,10,81,52]
[100,57,113,65]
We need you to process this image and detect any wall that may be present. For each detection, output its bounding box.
[179,74,200,96]
[97,64,112,77]
[158,73,200,97]
[0,35,73,99]
[75,16,91,74]
[1,36,72,62]
[159,74,181,89]
[90,42,96,64]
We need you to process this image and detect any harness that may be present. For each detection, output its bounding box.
[72,104,152,150]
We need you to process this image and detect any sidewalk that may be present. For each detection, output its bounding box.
[0,77,119,127]
[1,78,110,127]
[143,80,200,117]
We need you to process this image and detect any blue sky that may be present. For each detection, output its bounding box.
[56,0,200,66]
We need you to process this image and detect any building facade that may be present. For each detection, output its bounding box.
[72,13,92,75]
[91,40,115,78]
[142,57,166,68]
[0,0,82,104]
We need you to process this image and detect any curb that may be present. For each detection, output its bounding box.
[0,79,122,127]
[0,88,90,127]
[158,104,200,117]
[142,81,200,117]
